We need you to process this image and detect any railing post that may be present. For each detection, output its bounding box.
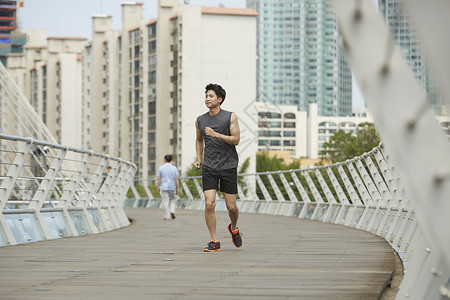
[131,184,141,208]
[193,178,205,201]
[290,171,312,219]
[112,163,135,226]
[354,159,383,231]
[91,160,114,232]
[267,173,285,202]
[101,161,127,229]
[279,172,298,202]
[326,166,349,204]
[143,180,156,208]
[78,155,109,234]
[28,146,68,240]
[56,150,94,237]
[256,174,272,201]
[0,138,33,245]
[180,179,194,200]
[143,182,154,199]
[244,175,259,200]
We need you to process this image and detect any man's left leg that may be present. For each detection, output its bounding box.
[224,193,239,230]
[225,192,242,248]
[168,191,176,219]
[222,167,242,248]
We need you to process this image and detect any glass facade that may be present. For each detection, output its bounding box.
[379,0,442,115]
[246,0,352,116]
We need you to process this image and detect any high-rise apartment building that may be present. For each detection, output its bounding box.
[11,1,258,179]
[83,1,259,178]
[9,34,85,147]
[160,2,258,176]
[246,0,352,116]
[0,0,26,66]
[81,14,121,157]
[378,0,442,115]
[35,37,86,146]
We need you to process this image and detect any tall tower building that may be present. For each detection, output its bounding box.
[246,0,352,116]
[0,0,26,66]
[378,0,442,115]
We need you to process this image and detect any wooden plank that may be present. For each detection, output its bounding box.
[0,208,397,299]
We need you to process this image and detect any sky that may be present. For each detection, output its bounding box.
[19,0,366,111]
[19,0,246,39]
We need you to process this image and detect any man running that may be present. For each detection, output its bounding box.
[194,83,243,252]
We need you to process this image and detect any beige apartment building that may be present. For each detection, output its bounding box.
[6,33,86,146]
[86,1,258,178]
[12,1,258,179]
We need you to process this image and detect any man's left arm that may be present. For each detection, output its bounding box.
[205,112,240,145]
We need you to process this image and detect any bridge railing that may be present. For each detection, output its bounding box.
[126,143,448,299]
[0,133,136,246]
[127,144,420,261]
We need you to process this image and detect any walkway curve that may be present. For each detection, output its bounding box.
[0,208,396,299]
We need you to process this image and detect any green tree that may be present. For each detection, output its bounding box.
[255,153,301,200]
[320,122,380,163]
[238,157,250,174]
[256,153,301,172]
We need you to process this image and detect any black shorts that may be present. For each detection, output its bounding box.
[202,167,238,194]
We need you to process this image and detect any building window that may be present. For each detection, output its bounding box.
[149,116,156,129]
[259,112,282,118]
[270,140,281,146]
[283,140,295,146]
[148,101,156,114]
[284,113,296,119]
[284,122,295,128]
[148,71,156,84]
[284,131,295,137]
[258,130,281,137]
[149,40,156,53]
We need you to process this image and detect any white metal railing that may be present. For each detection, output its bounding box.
[0,133,136,246]
[331,1,450,299]
[127,143,449,299]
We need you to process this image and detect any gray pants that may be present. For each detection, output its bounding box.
[161,190,176,219]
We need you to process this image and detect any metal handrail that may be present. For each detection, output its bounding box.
[0,134,136,246]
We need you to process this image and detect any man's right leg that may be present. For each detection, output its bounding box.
[204,189,217,241]
[202,168,221,252]
[161,191,170,220]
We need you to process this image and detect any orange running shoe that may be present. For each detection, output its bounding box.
[203,240,221,252]
[228,224,242,248]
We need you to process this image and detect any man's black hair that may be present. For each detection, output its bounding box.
[205,83,226,105]
[164,154,173,162]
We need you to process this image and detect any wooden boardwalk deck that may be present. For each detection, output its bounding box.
[0,208,397,299]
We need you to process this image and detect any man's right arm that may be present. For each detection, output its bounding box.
[194,120,203,169]
[156,176,161,193]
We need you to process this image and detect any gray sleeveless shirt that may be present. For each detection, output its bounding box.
[197,109,239,170]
